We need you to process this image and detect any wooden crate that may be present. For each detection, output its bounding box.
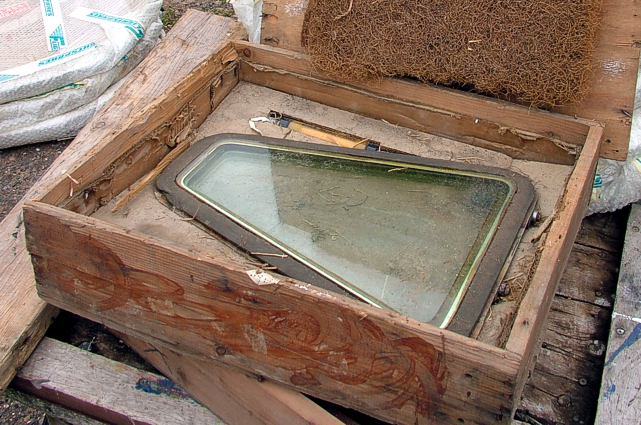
[21,10,604,425]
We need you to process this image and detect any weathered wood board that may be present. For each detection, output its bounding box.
[13,337,223,425]
[236,41,593,166]
[260,0,641,161]
[596,203,641,424]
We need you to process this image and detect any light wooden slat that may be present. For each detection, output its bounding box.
[258,0,640,161]
[13,337,223,425]
[23,201,522,425]
[595,203,641,424]
[0,9,241,393]
[118,332,344,425]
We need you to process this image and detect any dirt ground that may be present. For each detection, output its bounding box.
[0,4,234,424]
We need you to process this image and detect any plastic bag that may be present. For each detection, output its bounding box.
[587,61,641,215]
[231,0,262,43]
[0,0,163,104]
[0,20,162,134]
[0,75,127,148]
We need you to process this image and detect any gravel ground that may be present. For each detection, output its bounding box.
[0,3,234,423]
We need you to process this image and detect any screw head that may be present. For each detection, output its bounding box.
[578,378,588,386]
[216,345,227,356]
[617,328,625,335]
[632,225,639,232]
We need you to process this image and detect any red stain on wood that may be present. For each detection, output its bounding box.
[40,227,450,420]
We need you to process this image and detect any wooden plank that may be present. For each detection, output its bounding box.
[13,337,223,425]
[556,244,619,309]
[117,332,344,425]
[518,267,614,424]
[506,125,604,405]
[259,0,639,160]
[0,9,241,393]
[23,201,522,425]
[236,42,596,166]
[596,203,641,424]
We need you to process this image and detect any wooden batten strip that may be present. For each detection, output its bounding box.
[14,337,224,425]
[24,201,521,425]
[257,0,639,161]
[506,125,604,400]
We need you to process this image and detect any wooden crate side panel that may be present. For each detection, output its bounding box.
[236,41,593,148]
[240,61,576,165]
[117,332,345,425]
[24,201,521,425]
[39,11,243,209]
[506,125,604,404]
[258,0,640,161]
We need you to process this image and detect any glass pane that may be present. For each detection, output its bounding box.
[178,141,514,326]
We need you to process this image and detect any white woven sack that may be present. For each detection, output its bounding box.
[0,19,162,134]
[0,0,162,104]
[0,73,126,148]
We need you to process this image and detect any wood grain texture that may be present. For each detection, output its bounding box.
[506,125,604,403]
[555,244,619,309]
[596,203,641,424]
[236,42,597,166]
[258,0,639,160]
[13,337,223,425]
[24,201,521,425]
[0,10,240,393]
[118,332,344,425]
